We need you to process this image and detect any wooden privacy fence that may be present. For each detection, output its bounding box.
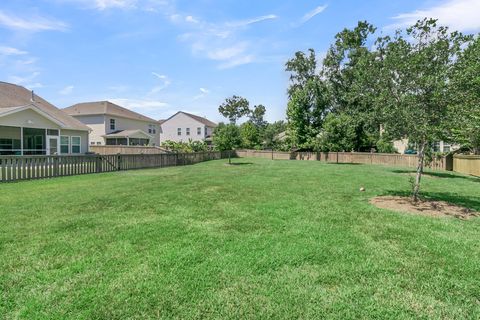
[89,145,169,155]
[0,151,230,182]
[453,155,480,177]
[235,150,448,171]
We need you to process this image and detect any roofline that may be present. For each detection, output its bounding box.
[65,101,158,123]
[160,111,217,127]
[101,129,153,138]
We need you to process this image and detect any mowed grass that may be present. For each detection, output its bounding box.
[1,158,480,319]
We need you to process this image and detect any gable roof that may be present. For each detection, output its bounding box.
[103,129,152,139]
[161,111,217,127]
[0,82,90,131]
[64,101,157,123]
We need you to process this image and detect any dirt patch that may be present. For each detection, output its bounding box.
[370,196,478,220]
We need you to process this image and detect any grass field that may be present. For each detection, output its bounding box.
[1,158,480,319]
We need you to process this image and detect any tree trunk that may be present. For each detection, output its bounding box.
[412,141,427,202]
[228,151,231,164]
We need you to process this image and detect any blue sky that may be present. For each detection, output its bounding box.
[0,0,479,122]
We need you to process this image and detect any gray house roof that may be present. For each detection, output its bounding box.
[0,82,90,131]
[64,101,158,123]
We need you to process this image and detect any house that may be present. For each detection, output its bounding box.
[159,111,217,144]
[393,139,459,154]
[64,101,160,146]
[0,82,90,155]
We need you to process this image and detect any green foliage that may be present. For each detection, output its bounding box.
[285,49,330,149]
[161,140,208,153]
[218,95,250,124]
[450,36,480,154]
[249,104,267,129]
[376,138,397,154]
[262,120,287,150]
[213,123,241,151]
[240,121,259,149]
[318,113,356,152]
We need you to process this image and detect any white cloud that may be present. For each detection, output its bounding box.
[390,0,480,32]
[301,4,328,24]
[0,46,27,56]
[94,0,137,10]
[59,85,74,95]
[8,72,43,89]
[207,42,249,61]
[0,10,68,32]
[218,55,255,69]
[185,15,198,23]
[150,72,171,93]
[193,87,210,100]
[110,98,169,111]
[226,14,278,28]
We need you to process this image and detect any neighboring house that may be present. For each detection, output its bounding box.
[159,111,217,144]
[393,139,459,154]
[64,101,160,146]
[0,82,90,155]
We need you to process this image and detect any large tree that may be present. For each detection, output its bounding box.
[375,18,471,201]
[218,95,250,124]
[322,21,380,151]
[285,49,329,150]
[450,36,480,154]
[249,104,267,129]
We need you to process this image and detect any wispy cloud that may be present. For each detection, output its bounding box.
[389,0,480,32]
[110,98,169,111]
[0,46,28,56]
[0,10,68,32]
[193,87,210,100]
[94,0,138,10]
[301,4,328,24]
[8,72,43,89]
[226,14,278,28]
[59,85,74,95]
[150,72,171,93]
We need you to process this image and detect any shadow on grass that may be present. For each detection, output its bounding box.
[392,169,480,183]
[326,162,363,166]
[224,162,254,166]
[383,190,480,211]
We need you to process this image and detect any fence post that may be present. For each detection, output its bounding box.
[117,154,122,171]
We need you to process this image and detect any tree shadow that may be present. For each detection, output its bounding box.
[383,190,480,211]
[391,169,480,183]
[225,162,254,166]
[326,162,363,165]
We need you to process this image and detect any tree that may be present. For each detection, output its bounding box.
[240,121,259,149]
[285,49,329,150]
[450,36,480,154]
[249,104,267,129]
[318,113,356,152]
[213,123,241,164]
[375,18,471,201]
[322,21,380,151]
[263,121,287,150]
[218,95,250,124]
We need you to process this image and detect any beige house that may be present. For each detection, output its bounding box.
[159,111,217,144]
[0,82,90,155]
[394,139,459,154]
[64,101,160,146]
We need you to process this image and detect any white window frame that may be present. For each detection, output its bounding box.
[71,136,81,154]
[177,128,182,136]
[110,118,116,130]
[197,127,202,135]
[60,135,70,154]
[186,128,190,136]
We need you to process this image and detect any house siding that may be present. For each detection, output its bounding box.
[60,129,89,154]
[0,109,62,129]
[160,113,213,143]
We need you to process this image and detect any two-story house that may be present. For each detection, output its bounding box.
[64,101,160,146]
[159,111,217,144]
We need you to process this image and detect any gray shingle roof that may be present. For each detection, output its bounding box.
[64,101,158,123]
[0,82,90,131]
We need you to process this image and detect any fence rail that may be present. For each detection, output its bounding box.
[453,155,480,177]
[0,151,230,182]
[89,145,169,155]
[235,150,448,170]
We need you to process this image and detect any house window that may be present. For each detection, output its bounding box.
[129,138,149,146]
[0,138,21,155]
[71,136,81,154]
[148,124,156,134]
[110,119,116,130]
[60,136,70,154]
[186,128,190,136]
[443,143,451,153]
[97,142,101,145]
[47,129,59,136]
[433,141,441,152]
[197,127,202,135]
[177,128,182,136]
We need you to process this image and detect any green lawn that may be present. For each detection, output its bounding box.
[1,158,479,319]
